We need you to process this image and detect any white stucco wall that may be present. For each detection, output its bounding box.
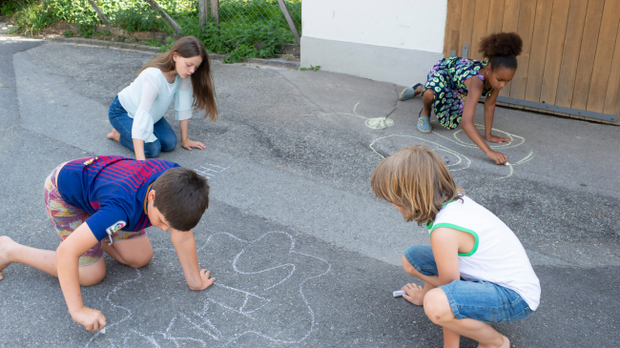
[301,0,448,86]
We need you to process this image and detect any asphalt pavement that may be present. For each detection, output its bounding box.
[0,35,619,348]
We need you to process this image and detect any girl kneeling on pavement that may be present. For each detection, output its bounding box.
[371,145,540,348]
[107,36,218,160]
[399,32,522,165]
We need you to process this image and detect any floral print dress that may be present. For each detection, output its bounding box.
[421,57,493,129]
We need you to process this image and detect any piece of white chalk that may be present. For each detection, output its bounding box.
[393,290,406,297]
[505,162,510,166]
[100,328,106,334]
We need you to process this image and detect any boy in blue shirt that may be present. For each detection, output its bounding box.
[0,156,215,332]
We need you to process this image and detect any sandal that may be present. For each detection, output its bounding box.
[399,83,423,101]
[417,108,432,133]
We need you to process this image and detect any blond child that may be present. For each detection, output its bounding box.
[371,145,540,348]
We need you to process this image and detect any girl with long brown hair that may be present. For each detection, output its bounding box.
[107,36,218,160]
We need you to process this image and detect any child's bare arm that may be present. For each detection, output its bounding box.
[179,119,206,151]
[132,138,146,161]
[56,224,106,331]
[483,90,512,144]
[170,228,215,290]
[430,228,461,285]
[462,78,508,165]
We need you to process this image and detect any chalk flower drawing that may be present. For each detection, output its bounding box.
[85,231,331,347]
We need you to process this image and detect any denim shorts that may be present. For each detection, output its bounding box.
[403,245,533,324]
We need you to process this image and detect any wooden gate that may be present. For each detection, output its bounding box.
[443,0,620,124]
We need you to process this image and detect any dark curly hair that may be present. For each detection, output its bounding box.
[479,32,523,71]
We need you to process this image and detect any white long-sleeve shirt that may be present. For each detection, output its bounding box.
[118,68,193,143]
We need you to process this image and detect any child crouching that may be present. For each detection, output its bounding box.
[371,145,540,348]
[0,156,215,332]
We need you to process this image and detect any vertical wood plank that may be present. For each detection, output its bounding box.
[540,0,570,105]
[525,0,554,102]
[604,23,620,116]
[198,0,207,30]
[487,0,506,34]
[500,0,522,97]
[450,0,464,57]
[586,0,620,112]
[444,0,463,57]
[211,0,220,25]
[459,0,477,57]
[509,0,537,100]
[570,0,605,110]
[502,0,521,32]
[555,0,588,107]
[471,0,491,61]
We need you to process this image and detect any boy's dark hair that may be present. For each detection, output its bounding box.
[152,167,209,231]
[479,32,523,71]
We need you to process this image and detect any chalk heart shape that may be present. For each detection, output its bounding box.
[92,231,330,347]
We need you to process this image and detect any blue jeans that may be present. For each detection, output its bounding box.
[403,245,533,324]
[108,96,177,158]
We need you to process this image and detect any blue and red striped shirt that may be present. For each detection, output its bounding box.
[57,156,180,241]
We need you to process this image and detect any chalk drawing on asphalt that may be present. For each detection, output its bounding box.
[85,231,331,347]
[194,162,230,180]
[317,101,536,179]
[309,102,394,130]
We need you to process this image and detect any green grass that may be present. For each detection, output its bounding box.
[3,0,301,62]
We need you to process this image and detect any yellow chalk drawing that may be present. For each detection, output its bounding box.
[310,102,394,130]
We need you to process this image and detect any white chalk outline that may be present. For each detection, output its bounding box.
[308,102,395,130]
[85,231,331,347]
[317,102,537,179]
[194,162,231,180]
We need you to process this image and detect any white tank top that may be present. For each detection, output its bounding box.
[428,196,541,310]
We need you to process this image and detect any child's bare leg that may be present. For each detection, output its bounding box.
[424,288,510,348]
[0,236,106,285]
[100,236,153,269]
[401,255,440,305]
[421,89,434,117]
[106,128,120,142]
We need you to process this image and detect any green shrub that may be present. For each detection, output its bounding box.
[4,0,301,62]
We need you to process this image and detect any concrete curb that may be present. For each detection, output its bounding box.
[46,36,300,70]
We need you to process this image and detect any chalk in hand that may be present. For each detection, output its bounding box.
[100,328,106,334]
[505,162,510,166]
[393,290,406,297]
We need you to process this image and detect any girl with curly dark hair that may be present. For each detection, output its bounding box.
[399,32,523,165]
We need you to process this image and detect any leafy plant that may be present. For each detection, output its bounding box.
[300,65,321,72]
[112,3,162,33]
[0,0,20,17]
[4,0,301,62]
[160,36,175,52]
[63,29,73,37]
